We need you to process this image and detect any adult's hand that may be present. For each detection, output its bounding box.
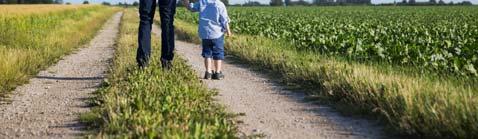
[183,0,190,8]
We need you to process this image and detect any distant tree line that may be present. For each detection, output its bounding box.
[243,0,267,6]
[102,1,110,5]
[265,0,473,6]
[1,0,62,4]
[386,0,473,6]
[114,1,139,7]
[268,0,372,6]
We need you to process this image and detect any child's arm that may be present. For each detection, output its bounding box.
[219,4,232,36]
[225,23,232,36]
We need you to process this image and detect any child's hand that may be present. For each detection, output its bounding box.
[226,30,232,37]
[225,24,232,37]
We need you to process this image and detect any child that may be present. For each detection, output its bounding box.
[183,0,232,80]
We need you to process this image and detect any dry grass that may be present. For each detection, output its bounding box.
[0,5,92,16]
[0,5,120,96]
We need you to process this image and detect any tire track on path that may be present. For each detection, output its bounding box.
[152,24,389,138]
[0,12,122,138]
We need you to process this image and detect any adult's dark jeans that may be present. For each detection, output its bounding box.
[137,0,176,67]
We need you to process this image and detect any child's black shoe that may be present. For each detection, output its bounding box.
[212,71,224,80]
[204,71,212,79]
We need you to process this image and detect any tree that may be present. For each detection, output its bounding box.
[408,0,415,4]
[243,1,262,6]
[221,0,229,6]
[460,1,472,5]
[102,1,111,5]
[290,0,309,5]
[54,0,62,4]
[133,1,139,6]
[429,0,436,4]
[314,0,329,5]
[401,0,407,4]
[39,0,54,4]
[83,0,89,4]
[269,0,283,6]
[438,0,444,4]
[284,0,291,6]
[65,2,71,4]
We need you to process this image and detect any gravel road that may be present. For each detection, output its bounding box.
[153,25,389,138]
[0,12,122,138]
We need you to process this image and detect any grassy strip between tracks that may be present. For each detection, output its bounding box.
[0,5,120,97]
[81,9,236,138]
[174,19,478,138]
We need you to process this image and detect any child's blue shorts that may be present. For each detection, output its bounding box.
[201,35,225,60]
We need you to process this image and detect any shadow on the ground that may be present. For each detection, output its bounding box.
[222,54,401,139]
[35,76,104,81]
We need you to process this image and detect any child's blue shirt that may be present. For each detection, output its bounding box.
[189,0,229,39]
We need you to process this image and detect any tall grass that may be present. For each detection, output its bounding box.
[82,9,236,138]
[174,19,478,138]
[0,5,92,16]
[0,5,119,97]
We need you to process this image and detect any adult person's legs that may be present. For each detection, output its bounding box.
[159,0,177,69]
[137,0,156,68]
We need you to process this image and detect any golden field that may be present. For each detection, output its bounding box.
[0,5,120,98]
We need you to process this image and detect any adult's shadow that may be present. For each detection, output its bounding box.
[35,76,104,81]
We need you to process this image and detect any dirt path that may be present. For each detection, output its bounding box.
[0,12,122,138]
[152,25,388,138]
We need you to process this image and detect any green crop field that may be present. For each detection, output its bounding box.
[177,6,478,77]
[175,6,478,138]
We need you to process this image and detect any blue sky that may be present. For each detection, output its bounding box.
[65,0,477,5]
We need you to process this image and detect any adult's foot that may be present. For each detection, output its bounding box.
[161,59,173,70]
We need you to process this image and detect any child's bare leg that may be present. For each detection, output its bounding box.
[205,58,212,72]
[214,60,222,72]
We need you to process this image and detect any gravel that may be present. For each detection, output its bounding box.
[161,27,390,139]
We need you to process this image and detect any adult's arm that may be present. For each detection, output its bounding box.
[183,0,200,12]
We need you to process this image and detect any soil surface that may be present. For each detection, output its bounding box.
[152,25,389,139]
[0,12,122,138]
